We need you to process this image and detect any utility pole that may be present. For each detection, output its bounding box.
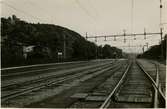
[146,42,148,49]
[142,46,145,54]
[86,32,88,39]
[144,28,146,39]
[86,32,98,60]
[63,33,66,61]
[96,46,98,59]
[95,37,98,59]
[160,0,164,59]
[123,29,126,43]
[160,28,164,59]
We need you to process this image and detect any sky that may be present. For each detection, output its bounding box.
[1,0,167,53]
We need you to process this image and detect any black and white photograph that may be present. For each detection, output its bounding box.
[1,0,166,108]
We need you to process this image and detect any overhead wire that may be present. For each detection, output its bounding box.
[74,0,96,21]
[129,0,136,53]
[21,0,57,24]
[74,0,98,43]
[1,1,46,23]
[87,0,99,17]
[2,0,162,53]
[131,0,134,34]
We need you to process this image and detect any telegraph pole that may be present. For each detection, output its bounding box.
[123,29,126,43]
[142,46,144,54]
[95,37,98,59]
[160,28,164,59]
[63,33,66,61]
[86,32,88,39]
[146,42,148,49]
[160,0,164,59]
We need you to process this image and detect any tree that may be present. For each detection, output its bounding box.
[1,15,123,67]
[138,34,166,60]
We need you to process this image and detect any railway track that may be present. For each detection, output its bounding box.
[67,61,130,108]
[25,60,129,108]
[100,60,165,108]
[137,59,166,97]
[1,60,112,78]
[2,60,114,89]
[2,59,165,108]
[50,59,164,108]
[137,60,166,108]
[2,62,114,100]
[1,60,124,107]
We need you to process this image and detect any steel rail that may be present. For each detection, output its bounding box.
[154,62,159,108]
[1,61,87,71]
[2,61,115,90]
[2,61,113,77]
[100,62,131,109]
[136,61,166,107]
[2,67,66,77]
[1,59,114,71]
[149,60,166,97]
[2,61,122,102]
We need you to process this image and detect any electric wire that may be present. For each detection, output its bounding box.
[21,0,57,24]
[74,0,96,21]
[1,1,46,22]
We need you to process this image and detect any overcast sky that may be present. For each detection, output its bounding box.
[1,0,167,53]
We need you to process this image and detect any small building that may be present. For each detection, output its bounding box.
[22,45,51,59]
[23,45,35,59]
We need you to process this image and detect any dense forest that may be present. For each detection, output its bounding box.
[1,15,123,68]
[137,34,166,61]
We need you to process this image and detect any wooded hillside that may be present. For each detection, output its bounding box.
[137,34,166,61]
[1,15,123,67]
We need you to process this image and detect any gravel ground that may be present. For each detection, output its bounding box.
[137,59,166,96]
[23,60,127,108]
[2,60,123,107]
[2,61,112,87]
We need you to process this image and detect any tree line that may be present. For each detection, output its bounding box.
[137,34,166,60]
[1,15,123,67]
